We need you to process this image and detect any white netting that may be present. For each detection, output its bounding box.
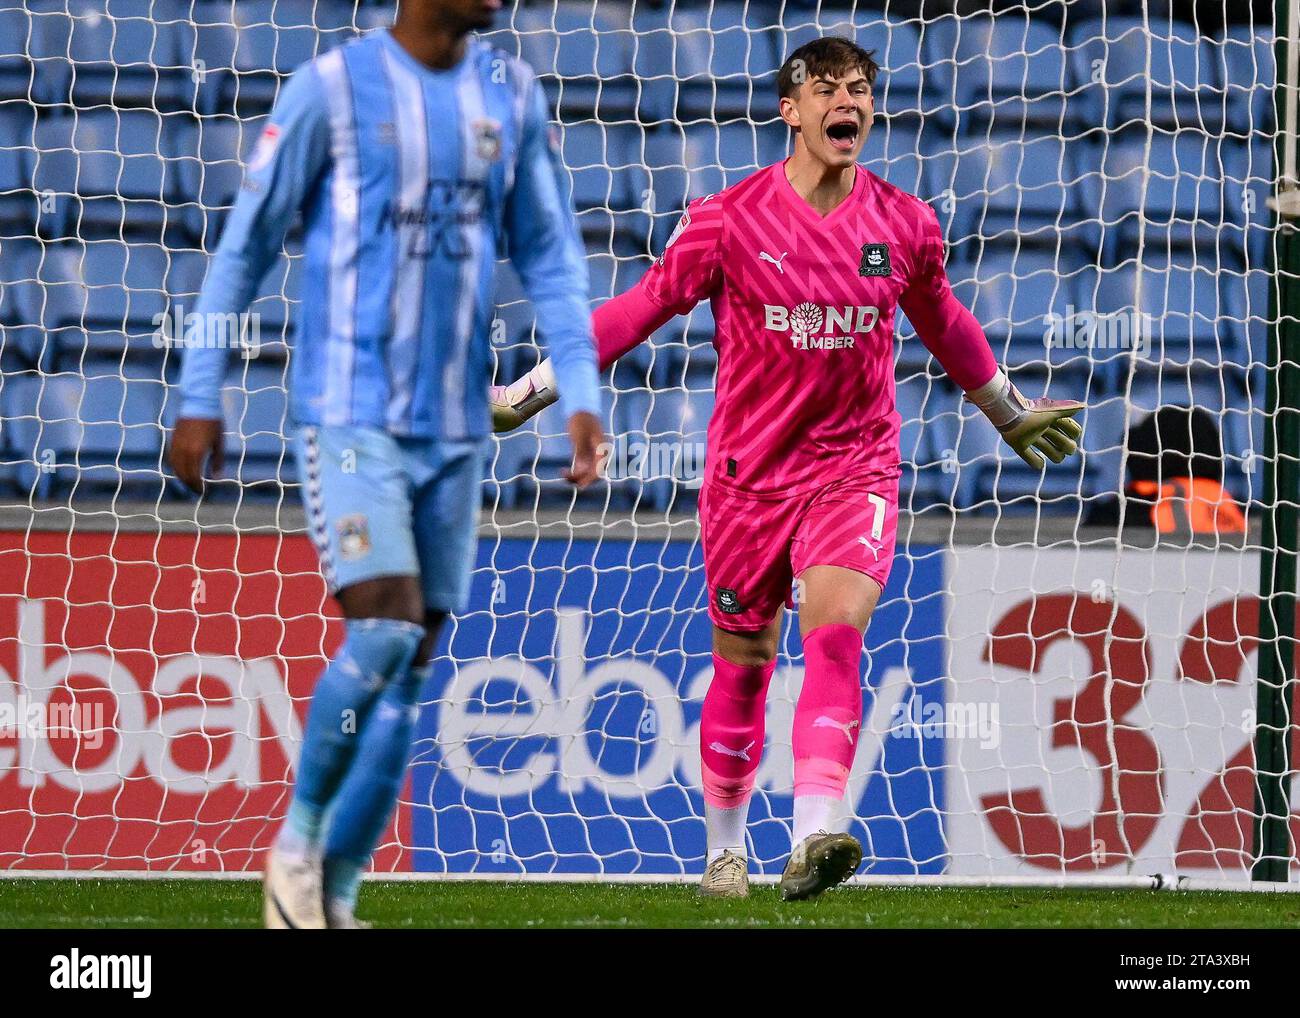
[0,0,1294,879]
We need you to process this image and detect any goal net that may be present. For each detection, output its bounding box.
[0,0,1295,883]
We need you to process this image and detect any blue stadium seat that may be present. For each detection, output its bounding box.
[586,248,660,378]
[147,243,291,381]
[1094,255,1235,373]
[644,123,786,245]
[486,246,646,510]
[1217,267,1268,443]
[654,325,717,419]
[7,241,169,363]
[647,302,718,395]
[0,239,45,369]
[894,371,960,509]
[489,399,609,510]
[639,387,712,510]
[1220,28,1274,141]
[1069,381,1131,505]
[516,3,638,121]
[8,243,89,362]
[645,3,781,123]
[28,115,78,237]
[0,7,35,103]
[1078,130,1248,259]
[602,386,655,510]
[164,247,209,304]
[1069,18,1222,131]
[32,110,185,241]
[247,253,301,356]
[585,246,648,304]
[557,121,648,246]
[949,249,1093,371]
[487,414,536,509]
[221,359,294,490]
[950,131,1083,250]
[31,0,192,110]
[609,384,650,449]
[3,361,167,498]
[0,103,34,229]
[173,114,268,247]
[893,307,927,375]
[78,240,171,355]
[778,12,938,123]
[928,14,1071,129]
[1236,268,1270,372]
[860,119,946,205]
[1239,133,1273,267]
[190,0,352,115]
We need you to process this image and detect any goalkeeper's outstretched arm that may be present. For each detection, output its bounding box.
[492,196,723,432]
[900,205,1084,470]
[490,282,675,431]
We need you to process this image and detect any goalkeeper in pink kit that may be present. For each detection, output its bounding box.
[493,37,1084,899]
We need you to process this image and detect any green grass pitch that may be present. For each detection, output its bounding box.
[2,879,1298,929]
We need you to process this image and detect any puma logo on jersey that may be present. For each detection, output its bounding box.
[812,716,860,744]
[858,535,881,559]
[710,740,755,762]
[759,250,788,274]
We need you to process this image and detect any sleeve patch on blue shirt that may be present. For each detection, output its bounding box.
[247,124,282,173]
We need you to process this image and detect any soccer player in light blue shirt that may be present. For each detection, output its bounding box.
[169,0,603,928]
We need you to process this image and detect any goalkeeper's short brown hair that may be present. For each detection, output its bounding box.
[777,36,879,99]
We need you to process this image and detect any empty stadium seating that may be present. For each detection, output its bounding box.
[0,2,1272,518]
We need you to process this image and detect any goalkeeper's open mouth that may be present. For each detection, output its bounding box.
[825,116,861,153]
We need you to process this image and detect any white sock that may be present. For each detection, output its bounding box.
[792,795,840,844]
[705,802,749,862]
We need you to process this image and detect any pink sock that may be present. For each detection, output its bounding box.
[700,653,775,810]
[792,624,864,805]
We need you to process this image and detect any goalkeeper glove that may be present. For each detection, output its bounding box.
[490,358,559,433]
[965,369,1084,470]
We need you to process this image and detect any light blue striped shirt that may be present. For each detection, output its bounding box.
[178,29,601,438]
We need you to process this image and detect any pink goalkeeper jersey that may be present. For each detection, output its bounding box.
[627,161,980,499]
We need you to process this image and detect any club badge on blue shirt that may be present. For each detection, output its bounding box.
[473,118,503,162]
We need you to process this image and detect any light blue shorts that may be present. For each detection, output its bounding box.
[293,425,487,613]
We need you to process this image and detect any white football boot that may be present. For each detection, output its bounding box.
[263,847,327,929]
[698,849,750,898]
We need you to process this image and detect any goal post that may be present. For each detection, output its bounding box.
[1255,0,1300,884]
